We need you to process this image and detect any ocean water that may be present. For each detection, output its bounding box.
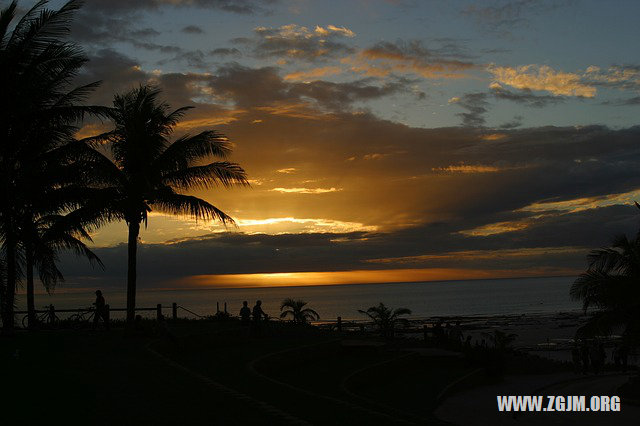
[16,276,581,321]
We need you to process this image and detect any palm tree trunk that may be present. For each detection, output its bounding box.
[26,243,36,329]
[1,229,17,333]
[126,220,140,324]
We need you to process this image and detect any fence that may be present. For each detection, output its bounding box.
[14,302,194,323]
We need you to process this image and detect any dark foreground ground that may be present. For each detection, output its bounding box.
[0,319,636,425]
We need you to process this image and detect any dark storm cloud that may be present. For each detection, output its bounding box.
[248,24,356,62]
[76,49,150,105]
[461,0,571,37]
[207,64,410,111]
[68,53,640,285]
[451,84,565,127]
[157,50,209,70]
[182,25,205,34]
[601,96,640,107]
[58,204,640,288]
[499,115,523,129]
[79,0,276,15]
[356,39,477,79]
[70,9,182,54]
[209,47,241,57]
[622,97,640,105]
[363,39,474,63]
[490,83,564,107]
[69,1,256,69]
[586,65,640,93]
[450,92,489,127]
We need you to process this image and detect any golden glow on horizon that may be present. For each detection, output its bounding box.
[176,267,579,289]
[270,187,341,194]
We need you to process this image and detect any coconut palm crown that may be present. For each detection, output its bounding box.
[77,85,248,323]
[0,0,106,330]
[570,202,640,339]
[358,302,412,337]
[279,298,320,324]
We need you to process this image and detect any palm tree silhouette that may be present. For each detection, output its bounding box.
[77,85,248,324]
[571,203,640,338]
[358,302,412,338]
[481,329,518,350]
[23,214,102,328]
[279,298,320,324]
[0,0,105,331]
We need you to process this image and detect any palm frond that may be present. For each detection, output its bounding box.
[153,131,233,174]
[161,162,249,190]
[151,192,235,225]
[0,1,18,48]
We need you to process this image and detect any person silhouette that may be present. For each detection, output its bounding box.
[252,300,268,322]
[571,341,582,374]
[450,321,463,346]
[433,319,445,345]
[240,301,251,325]
[93,290,109,330]
[580,341,590,374]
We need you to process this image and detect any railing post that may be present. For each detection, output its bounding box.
[105,304,110,327]
[216,302,219,314]
[224,302,227,314]
[48,304,55,325]
[156,304,162,321]
[172,302,178,321]
[337,316,342,332]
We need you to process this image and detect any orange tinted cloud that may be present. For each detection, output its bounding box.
[284,66,343,81]
[432,164,500,173]
[345,53,474,79]
[367,247,585,263]
[489,64,596,97]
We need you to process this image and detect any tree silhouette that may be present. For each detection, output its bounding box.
[23,214,102,328]
[0,0,104,331]
[279,298,320,324]
[481,329,518,350]
[571,203,640,339]
[77,85,248,324]
[358,302,412,338]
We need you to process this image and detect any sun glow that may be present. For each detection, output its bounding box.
[176,267,575,289]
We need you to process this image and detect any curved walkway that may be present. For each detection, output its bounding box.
[247,340,419,425]
[146,342,312,426]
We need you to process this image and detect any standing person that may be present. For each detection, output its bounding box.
[93,290,109,330]
[571,341,582,374]
[589,341,604,374]
[251,300,268,337]
[240,301,251,326]
[252,300,268,322]
[580,341,590,374]
[433,320,444,345]
[619,343,629,372]
[450,321,463,347]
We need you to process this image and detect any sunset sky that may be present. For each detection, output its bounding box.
[17,0,640,289]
